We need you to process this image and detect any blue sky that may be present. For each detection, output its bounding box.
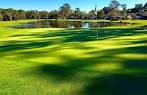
[0,0,146,12]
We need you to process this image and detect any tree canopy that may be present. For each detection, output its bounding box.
[0,0,147,21]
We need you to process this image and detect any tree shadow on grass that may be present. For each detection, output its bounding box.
[38,64,74,81]
[29,42,147,95]
[82,43,147,95]
[32,54,147,95]
[1,27,147,53]
[83,74,147,95]
[35,28,147,43]
[124,59,147,69]
[1,27,147,94]
[30,56,98,81]
[0,41,53,52]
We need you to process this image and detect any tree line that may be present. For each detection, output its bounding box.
[0,0,147,21]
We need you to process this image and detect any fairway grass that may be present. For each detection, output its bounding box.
[0,20,147,95]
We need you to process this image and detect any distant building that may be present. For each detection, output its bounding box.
[141,13,147,20]
[136,13,147,20]
[136,13,143,19]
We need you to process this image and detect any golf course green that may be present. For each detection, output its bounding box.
[0,20,147,95]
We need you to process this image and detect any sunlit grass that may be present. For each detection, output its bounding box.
[91,63,124,72]
[0,19,41,27]
[0,20,147,95]
[116,53,147,60]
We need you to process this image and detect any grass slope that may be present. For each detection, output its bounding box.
[0,20,147,95]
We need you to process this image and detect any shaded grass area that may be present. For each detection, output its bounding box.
[0,20,147,95]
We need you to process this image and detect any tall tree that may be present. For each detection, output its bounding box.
[59,3,71,19]
[26,10,34,19]
[26,10,40,19]
[103,7,111,15]
[11,10,19,20]
[40,11,49,19]
[108,0,120,17]
[144,2,147,12]
[80,11,87,19]
[74,8,81,19]
[88,10,96,19]
[121,4,127,11]
[109,9,117,16]
[97,9,105,19]
[17,9,26,19]
[49,10,59,19]
[121,4,127,18]
[135,3,143,13]
[109,0,120,10]
[144,2,147,9]
[1,9,12,21]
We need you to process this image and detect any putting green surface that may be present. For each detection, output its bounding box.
[0,20,147,95]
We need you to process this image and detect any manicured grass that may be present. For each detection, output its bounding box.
[0,19,42,27]
[0,20,147,95]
